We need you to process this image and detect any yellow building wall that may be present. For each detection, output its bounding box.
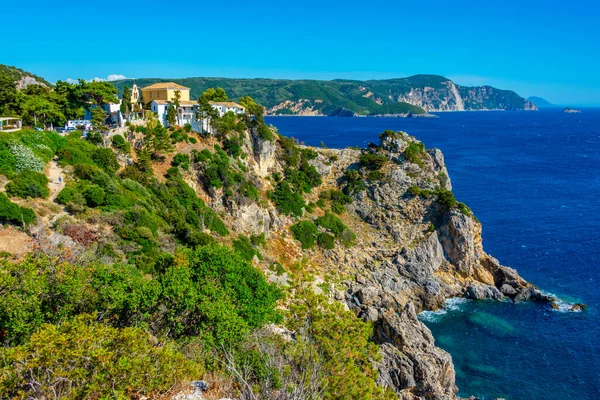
[141,88,190,104]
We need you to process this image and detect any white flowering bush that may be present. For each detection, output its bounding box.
[8,142,45,173]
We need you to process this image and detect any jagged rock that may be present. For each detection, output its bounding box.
[250,131,278,177]
[375,304,457,399]
[513,287,554,303]
[398,232,445,284]
[465,284,504,300]
[500,283,517,296]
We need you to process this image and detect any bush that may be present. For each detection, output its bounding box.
[0,193,35,225]
[315,212,356,247]
[111,134,130,153]
[331,201,345,215]
[6,171,49,199]
[436,189,457,210]
[404,141,426,167]
[184,123,192,133]
[271,181,306,217]
[222,134,243,158]
[250,232,266,247]
[232,234,260,261]
[83,184,106,207]
[359,153,387,170]
[367,170,383,181]
[172,153,190,170]
[0,316,202,399]
[286,289,394,399]
[0,148,16,177]
[8,141,45,173]
[160,246,281,345]
[257,122,274,141]
[457,202,472,216]
[290,220,318,249]
[238,179,259,201]
[92,148,119,173]
[343,169,365,194]
[317,232,335,249]
[86,131,103,145]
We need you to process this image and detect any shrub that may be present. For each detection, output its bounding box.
[8,142,45,173]
[83,184,106,207]
[0,148,16,177]
[86,131,103,145]
[6,171,49,198]
[232,234,260,261]
[172,153,190,170]
[111,134,130,153]
[250,232,266,247]
[317,232,335,249]
[436,189,457,210]
[359,153,387,170]
[407,185,432,198]
[290,220,318,249]
[222,134,243,158]
[257,122,274,141]
[315,212,356,247]
[404,141,426,167]
[0,193,35,225]
[0,316,202,399]
[331,201,345,215]
[184,123,192,133]
[160,246,281,346]
[343,169,365,194]
[367,170,383,181]
[457,202,472,216]
[238,179,259,201]
[271,181,306,217]
[286,289,394,399]
[92,148,119,173]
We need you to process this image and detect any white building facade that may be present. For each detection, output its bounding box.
[151,100,245,131]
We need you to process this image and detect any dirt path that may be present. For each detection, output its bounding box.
[47,160,65,200]
[0,226,31,255]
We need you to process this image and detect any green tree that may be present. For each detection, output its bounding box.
[120,85,132,116]
[172,90,181,126]
[166,104,177,126]
[199,87,228,102]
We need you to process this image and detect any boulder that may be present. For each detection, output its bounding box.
[465,284,504,300]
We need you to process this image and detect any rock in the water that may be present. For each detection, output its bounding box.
[465,284,504,300]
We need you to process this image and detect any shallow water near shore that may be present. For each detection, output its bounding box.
[266,110,600,399]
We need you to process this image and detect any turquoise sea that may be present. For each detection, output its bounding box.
[266,110,600,399]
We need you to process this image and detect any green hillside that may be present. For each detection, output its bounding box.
[113,74,534,115]
[113,77,428,116]
[0,64,51,87]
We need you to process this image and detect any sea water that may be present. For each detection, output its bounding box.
[266,110,600,399]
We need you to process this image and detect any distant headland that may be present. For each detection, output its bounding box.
[112,74,537,116]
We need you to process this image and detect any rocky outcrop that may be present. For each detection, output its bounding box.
[194,127,553,399]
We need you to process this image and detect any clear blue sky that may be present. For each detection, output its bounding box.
[2,0,599,105]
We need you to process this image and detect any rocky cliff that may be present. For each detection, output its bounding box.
[177,128,552,399]
[19,122,555,399]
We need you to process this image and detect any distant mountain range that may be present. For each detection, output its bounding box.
[527,96,558,108]
[112,75,537,116]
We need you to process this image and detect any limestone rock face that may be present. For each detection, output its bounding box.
[375,304,457,399]
[190,128,551,400]
[250,130,278,178]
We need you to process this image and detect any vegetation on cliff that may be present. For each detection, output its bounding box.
[112,74,534,115]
